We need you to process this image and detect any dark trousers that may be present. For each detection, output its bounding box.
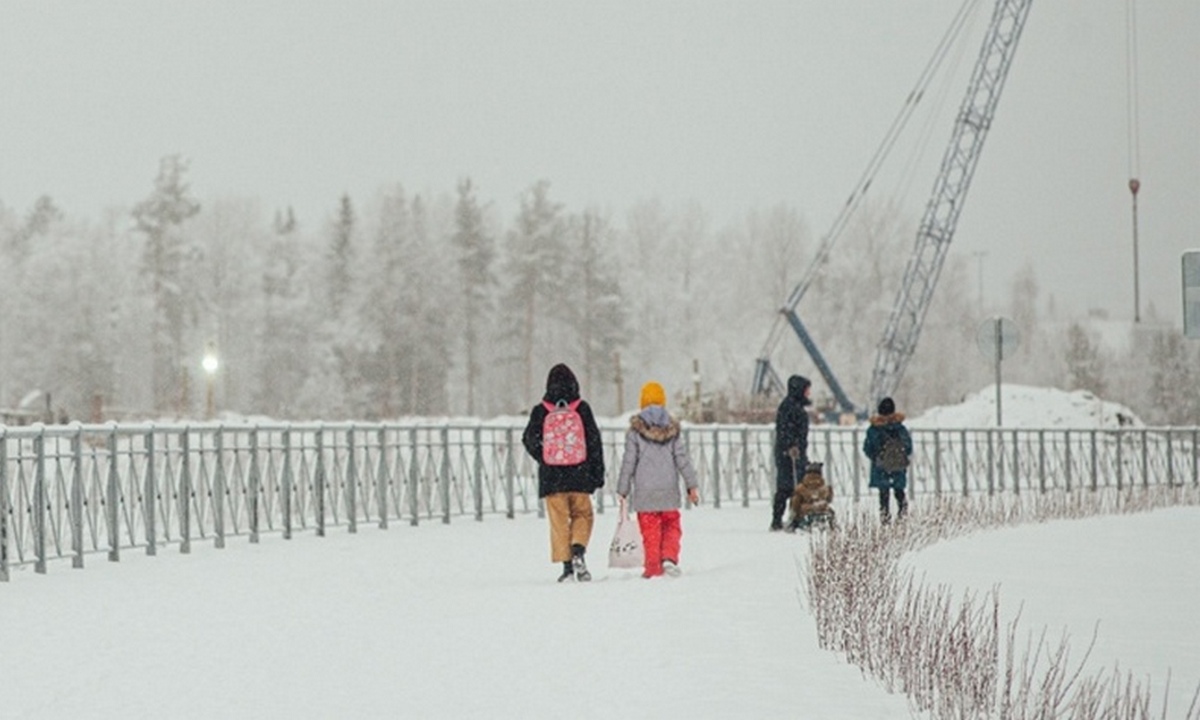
[771,487,791,528]
[772,458,805,527]
[878,487,907,521]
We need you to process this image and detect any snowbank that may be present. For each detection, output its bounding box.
[910,384,1143,429]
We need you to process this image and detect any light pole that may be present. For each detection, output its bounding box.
[1129,178,1141,323]
[202,342,219,420]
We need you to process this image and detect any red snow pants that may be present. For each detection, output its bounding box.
[637,510,682,577]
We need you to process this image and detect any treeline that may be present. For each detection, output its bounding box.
[0,155,1196,424]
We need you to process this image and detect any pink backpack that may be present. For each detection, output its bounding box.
[541,399,587,466]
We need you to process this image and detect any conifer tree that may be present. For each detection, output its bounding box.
[131,155,201,413]
[256,207,308,416]
[499,180,565,404]
[566,209,627,405]
[451,178,495,415]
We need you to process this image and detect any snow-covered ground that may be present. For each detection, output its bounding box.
[2,503,1198,719]
[4,385,1197,718]
[905,506,1200,717]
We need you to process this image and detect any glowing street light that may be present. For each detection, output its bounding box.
[202,342,219,420]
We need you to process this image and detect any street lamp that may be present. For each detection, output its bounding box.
[202,343,219,420]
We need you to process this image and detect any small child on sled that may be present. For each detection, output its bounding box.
[787,461,836,532]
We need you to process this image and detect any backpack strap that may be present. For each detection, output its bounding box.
[542,399,581,411]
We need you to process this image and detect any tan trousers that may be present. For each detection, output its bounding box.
[544,492,594,562]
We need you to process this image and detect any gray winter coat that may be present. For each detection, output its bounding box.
[616,406,699,513]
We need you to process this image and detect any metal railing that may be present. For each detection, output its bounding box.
[2,421,1198,580]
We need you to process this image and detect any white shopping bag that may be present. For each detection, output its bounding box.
[608,498,644,569]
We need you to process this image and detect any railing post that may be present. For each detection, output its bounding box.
[71,427,84,569]
[986,430,995,496]
[315,426,326,537]
[473,426,484,522]
[34,430,47,573]
[144,430,157,556]
[282,427,293,540]
[1064,430,1072,492]
[249,428,260,543]
[440,425,451,525]
[1115,429,1124,492]
[377,427,389,530]
[740,426,750,509]
[1194,429,1199,488]
[1090,430,1099,492]
[932,430,941,496]
[1009,430,1019,496]
[214,429,227,548]
[960,430,969,497]
[1140,428,1149,489]
[505,428,516,520]
[408,427,420,526]
[1,430,9,582]
[1166,429,1175,487]
[1037,430,1046,494]
[346,426,357,534]
[853,427,863,502]
[711,428,721,510]
[107,426,120,562]
[180,429,191,554]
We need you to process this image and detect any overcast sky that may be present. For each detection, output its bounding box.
[2,0,1197,322]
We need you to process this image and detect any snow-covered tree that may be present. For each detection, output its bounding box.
[498,180,566,406]
[1064,322,1108,398]
[401,195,451,414]
[565,209,627,407]
[131,155,201,413]
[450,178,495,415]
[1145,327,1200,425]
[255,207,311,417]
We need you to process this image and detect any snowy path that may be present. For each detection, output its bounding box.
[1,506,909,719]
[4,505,1199,718]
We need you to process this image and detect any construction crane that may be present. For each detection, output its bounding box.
[752,0,1035,416]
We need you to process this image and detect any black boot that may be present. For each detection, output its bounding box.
[571,543,591,582]
[557,561,574,583]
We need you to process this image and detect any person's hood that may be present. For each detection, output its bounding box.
[869,412,906,426]
[543,364,580,403]
[630,407,680,443]
[787,375,812,405]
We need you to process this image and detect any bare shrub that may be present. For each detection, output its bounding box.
[804,486,1200,718]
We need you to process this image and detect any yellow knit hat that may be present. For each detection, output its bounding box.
[639,381,666,409]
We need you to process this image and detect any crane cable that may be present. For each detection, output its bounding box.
[1125,0,1142,181]
[890,7,981,215]
[761,0,983,357]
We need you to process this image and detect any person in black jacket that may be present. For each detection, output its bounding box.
[771,375,812,531]
[863,396,912,524]
[522,363,605,582]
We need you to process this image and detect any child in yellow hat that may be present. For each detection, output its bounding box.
[616,381,700,578]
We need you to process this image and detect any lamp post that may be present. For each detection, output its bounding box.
[1129,178,1141,323]
[202,343,219,420]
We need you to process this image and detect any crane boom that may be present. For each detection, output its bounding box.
[868,0,1034,407]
